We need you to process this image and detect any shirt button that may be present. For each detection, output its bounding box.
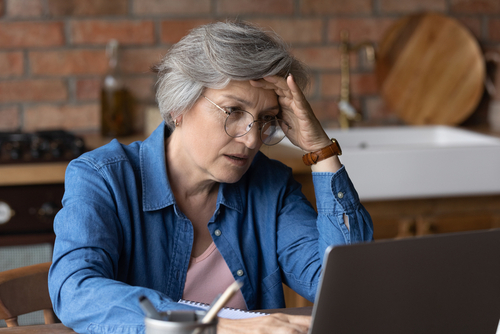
[236,269,244,277]
[337,192,344,199]
[214,229,222,237]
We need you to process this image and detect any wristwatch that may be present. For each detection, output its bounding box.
[302,138,342,166]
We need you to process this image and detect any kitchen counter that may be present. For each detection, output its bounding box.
[0,133,309,187]
[0,135,144,187]
[1,125,498,187]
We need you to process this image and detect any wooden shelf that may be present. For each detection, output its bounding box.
[0,162,68,186]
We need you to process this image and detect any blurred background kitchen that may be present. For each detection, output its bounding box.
[2,0,500,322]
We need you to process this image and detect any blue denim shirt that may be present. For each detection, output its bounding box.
[48,123,373,334]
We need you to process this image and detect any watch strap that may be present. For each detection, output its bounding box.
[302,139,342,166]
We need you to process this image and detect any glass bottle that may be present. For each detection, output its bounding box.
[101,39,133,137]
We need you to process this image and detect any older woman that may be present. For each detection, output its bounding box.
[49,21,373,334]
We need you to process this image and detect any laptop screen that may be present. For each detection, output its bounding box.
[310,229,500,334]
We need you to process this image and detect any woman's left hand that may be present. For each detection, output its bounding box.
[250,75,331,153]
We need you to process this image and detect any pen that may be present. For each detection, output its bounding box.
[201,280,244,324]
[139,295,162,320]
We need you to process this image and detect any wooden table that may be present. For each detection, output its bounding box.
[0,307,313,334]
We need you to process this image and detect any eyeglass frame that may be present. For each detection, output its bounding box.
[202,95,291,146]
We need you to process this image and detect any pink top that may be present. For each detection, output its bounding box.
[182,242,247,310]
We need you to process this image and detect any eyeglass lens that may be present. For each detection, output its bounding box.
[225,111,288,146]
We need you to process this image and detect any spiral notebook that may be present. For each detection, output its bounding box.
[178,299,269,319]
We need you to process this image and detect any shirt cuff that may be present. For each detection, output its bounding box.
[312,166,361,213]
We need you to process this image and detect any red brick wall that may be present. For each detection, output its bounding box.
[0,0,499,133]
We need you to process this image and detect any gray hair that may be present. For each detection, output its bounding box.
[154,21,310,130]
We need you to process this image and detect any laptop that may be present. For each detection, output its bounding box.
[309,229,500,334]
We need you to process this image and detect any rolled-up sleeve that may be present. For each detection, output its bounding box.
[314,166,373,258]
[276,165,373,302]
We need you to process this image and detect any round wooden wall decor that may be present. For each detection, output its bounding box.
[376,13,485,125]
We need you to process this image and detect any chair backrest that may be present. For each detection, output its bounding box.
[0,262,55,327]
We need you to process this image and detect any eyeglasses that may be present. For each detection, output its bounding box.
[203,95,291,146]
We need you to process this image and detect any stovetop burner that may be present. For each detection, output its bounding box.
[0,130,86,164]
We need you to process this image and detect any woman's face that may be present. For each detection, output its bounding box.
[175,80,280,184]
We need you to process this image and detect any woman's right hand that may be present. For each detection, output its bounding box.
[218,313,311,334]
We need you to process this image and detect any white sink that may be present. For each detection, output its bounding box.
[279,126,500,201]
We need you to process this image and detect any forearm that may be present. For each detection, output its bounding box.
[276,165,372,300]
[49,249,195,334]
[310,154,342,174]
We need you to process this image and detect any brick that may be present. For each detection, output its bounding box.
[451,0,500,13]
[350,72,379,96]
[71,20,155,45]
[489,19,500,42]
[292,46,359,71]
[0,79,67,102]
[320,73,341,98]
[76,78,101,101]
[23,104,100,132]
[123,76,156,102]
[162,18,323,45]
[76,76,156,103]
[0,52,23,77]
[309,99,340,125]
[303,74,319,99]
[47,0,127,16]
[301,0,372,15]
[320,72,377,97]
[0,22,64,48]
[327,18,396,43]
[292,47,340,70]
[216,0,293,15]
[6,0,43,18]
[120,47,169,74]
[30,49,108,76]
[379,0,447,13]
[132,0,210,15]
[161,19,214,44]
[250,18,323,44]
[309,96,371,126]
[0,106,20,130]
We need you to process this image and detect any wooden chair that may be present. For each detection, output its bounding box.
[0,262,55,327]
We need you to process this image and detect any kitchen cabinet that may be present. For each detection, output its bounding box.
[0,134,140,247]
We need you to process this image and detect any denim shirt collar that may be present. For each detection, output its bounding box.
[140,122,243,214]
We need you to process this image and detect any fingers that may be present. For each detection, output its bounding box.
[251,75,311,113]
[277,313,311,329]
[250,76,293,99]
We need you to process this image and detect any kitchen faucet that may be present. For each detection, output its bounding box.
[338,30,375,129]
